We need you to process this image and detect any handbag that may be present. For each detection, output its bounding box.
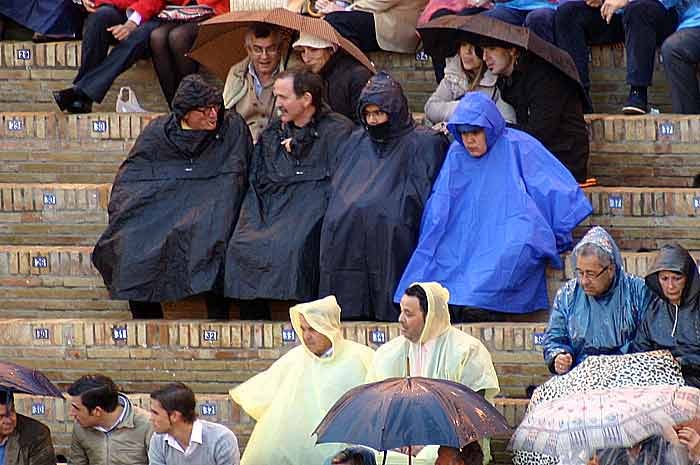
[157,5,215,22]
[116,87,147,113]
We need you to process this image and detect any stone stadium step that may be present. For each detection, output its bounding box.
[11,392,529,461]
[0,40,670,114]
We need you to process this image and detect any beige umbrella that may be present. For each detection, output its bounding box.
[189,8,376,80]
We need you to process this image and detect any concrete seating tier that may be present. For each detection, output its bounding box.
[0,41,672,114]
[0,318,547,398]
[10,392,529,463]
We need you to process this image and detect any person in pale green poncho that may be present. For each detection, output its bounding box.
[230,296,375,465]
[367,282,500,465]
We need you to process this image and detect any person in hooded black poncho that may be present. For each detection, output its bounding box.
[319,72,448,321]
[224,69,354,308]
[92,74,253,319]
[632,243,700,388]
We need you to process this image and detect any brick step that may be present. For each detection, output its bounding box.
[10,392,528,460]
[0,318,547,398]
[0,40,671,114]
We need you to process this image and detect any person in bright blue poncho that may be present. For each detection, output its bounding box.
[394,91,592,316]
[543,226,652,375]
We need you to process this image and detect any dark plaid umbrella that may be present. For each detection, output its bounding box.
[189,8,376,80]
[314,376,510,461]
[418,14,581,85]
[0,361,63,398]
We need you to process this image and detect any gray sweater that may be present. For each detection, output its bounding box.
[148,420,239,465]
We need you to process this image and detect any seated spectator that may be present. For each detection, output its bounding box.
[482,42,589,181]
[150,0,229,107]
[555,0,678,114]
[148,383,239,465]
[368,282,499,463]
[544,226,651,375]
[0,392,56,465]
[67,375,153,465]
[660,0,700,114]
[327,447,377,465]
[319,0,428,53]
[230,296,374,464]
[481,0,558,44]
[224,69,354,305]
[320,72,448,322]
[293,32,373,123]
[223,25,285,142]
[424,41,515,126]
[631,243,700,388]
[53,0,168,113]
[436,443,483,465]
[395,92,592,318]
[0,0,84,41]
[92,75,253,320]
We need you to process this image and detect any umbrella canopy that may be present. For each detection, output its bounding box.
[189,8,376,80]
[314,376,510,451]
[417,14,581,85]
[509,385,700,460]
[0,361,63,398]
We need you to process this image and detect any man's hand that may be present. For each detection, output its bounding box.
[678,427,700,462]
[554,353,573,375]
[82,0,97,13]
[107,20,138,41]
[600,0,628,23]
[315,0,346,14]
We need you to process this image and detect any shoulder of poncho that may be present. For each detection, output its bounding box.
[374,334,408,357]
[553,278,579,312]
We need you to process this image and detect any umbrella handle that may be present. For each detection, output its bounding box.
[382,451,387,465]
[408,446,412,465]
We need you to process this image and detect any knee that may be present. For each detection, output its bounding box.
[168,26,197,53]
[85,5,119,29]
[661,32,683,61]
[623,0,661,23]
[150,26,170,49]
[525,9,554,29]
[555,3,579,25]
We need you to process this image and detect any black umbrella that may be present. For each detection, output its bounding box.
[314,377,510,463]
[418,14,582,85]
[0,361,63,398]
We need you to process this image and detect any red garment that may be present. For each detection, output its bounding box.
[417,0,491,25]
[94,0,228,22]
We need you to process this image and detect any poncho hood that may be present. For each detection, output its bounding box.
[290,296,343,358]
[645,243,700,305]
[413,282,452,344]
[447,91,505,151]
[358,71,413,141]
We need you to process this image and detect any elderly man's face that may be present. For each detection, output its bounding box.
[399,295,426,343]
[575,254,615,297]
[0,404,17,440]
[247,35,281,77]
[182,105,218,131]
[298,314,332,356]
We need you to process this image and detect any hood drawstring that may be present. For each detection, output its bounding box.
[671,304,679,338]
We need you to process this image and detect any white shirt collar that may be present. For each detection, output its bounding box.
[164,419,204,456]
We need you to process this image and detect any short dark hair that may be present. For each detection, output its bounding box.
[331,448,368,465]
[460,442,484,465]
[245,24,282,47]
[276,69,325,109]
[404,284,429,316]
[67,375,119,413]
[0,391,14,412]
[150,383,196,423]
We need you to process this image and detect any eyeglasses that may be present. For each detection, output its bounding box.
[363,109,388,119]
[575,265,610,281]
[192,105,218,115]
[250,45,280,56]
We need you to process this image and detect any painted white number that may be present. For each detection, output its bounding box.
[92,120,108,133]
[533,333,546,346]
[201,404,217,416]
[608,196,623,209]
[370,330,386,344]
[34,328,50,340]
[112,326,128,341]
[31,403,45,415]
[203,330,218,342]
[43,193,57,205]
[7,118,24,131]
[32,256,48,268]
[282,328,296,342]
[17,49,31,60]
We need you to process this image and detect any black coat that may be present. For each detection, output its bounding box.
[319,73,448,321]
[92,111,253,302]
[632,243,700,387]
[320,52,373,124]
[497,52,589,182]
[225,107,355,301]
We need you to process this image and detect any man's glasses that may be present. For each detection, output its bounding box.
[192,105,218,115]
[250,45,280,56]
[575,265,610,280]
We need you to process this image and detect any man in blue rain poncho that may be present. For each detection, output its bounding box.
[229,296,374,465]
[544,226,651,375]
[394,91,592,315]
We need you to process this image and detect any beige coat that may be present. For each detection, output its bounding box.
[352,0,427,53]
[4,414,55,465]
[424,54,516,125]
[223,57,280,142]
[69,399,152,465]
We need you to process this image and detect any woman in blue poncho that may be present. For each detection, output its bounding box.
[394,91,592,318]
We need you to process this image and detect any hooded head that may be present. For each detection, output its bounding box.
[399,282,452,345]
[358,72,413,143]
[290,296,342,359]
[447,92,505,158]
[645,243,700,306]
[171,74,224,130]
[571,226,621,298]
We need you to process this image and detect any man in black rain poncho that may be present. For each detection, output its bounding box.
[92,74,253,319]
[224,69,354,311]
[319,72,448,321]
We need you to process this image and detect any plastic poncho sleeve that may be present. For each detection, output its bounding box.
[543,282,576,373]
[229,350,296,421]
[456,336,500,402]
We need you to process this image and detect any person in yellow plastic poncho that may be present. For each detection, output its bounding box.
[230,296,375,465]
[367,282,500,465]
